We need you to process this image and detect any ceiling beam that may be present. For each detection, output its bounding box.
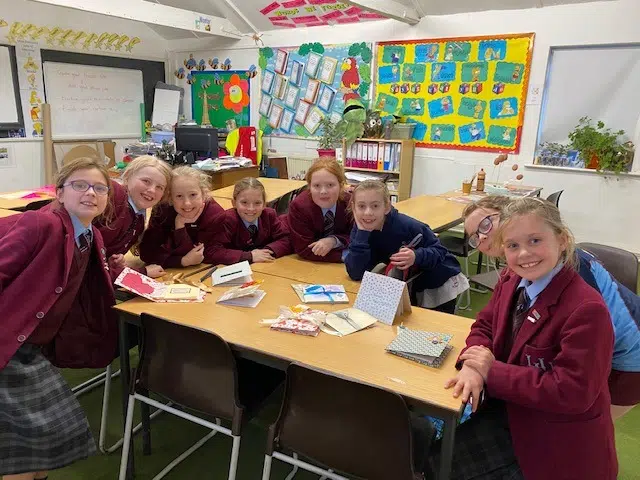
[217,0,260,34]
[343,0,421,25]
[27,0,242,39]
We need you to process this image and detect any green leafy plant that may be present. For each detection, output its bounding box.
[317,116,342,149]
[568,117,633,173]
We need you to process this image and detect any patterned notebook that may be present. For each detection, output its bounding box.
[386,326,453,368]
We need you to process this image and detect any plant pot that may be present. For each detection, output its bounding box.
[586,153,599,170]
[317,148,336,158]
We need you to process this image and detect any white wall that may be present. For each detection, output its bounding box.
[168,0,640,253]
[0,0,169,190]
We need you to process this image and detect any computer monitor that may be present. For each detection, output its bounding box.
[175,126,218,159]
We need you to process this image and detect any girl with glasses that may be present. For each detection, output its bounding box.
[463,195,640,421]
[0,158,119,480]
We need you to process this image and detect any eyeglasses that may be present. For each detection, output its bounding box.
[63,180,110,196]
[468,213,499,248]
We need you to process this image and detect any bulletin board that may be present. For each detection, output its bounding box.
[374,33,534,153]
[258,42,372,137]
[191,70,251,128]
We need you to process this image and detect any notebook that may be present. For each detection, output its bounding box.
[386,326,453,368]
[217,280,266,308]
[212,261,253,286]
[291,284,349,304]
[115,267,204,303]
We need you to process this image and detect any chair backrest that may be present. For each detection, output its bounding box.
[135,314,243,427]
[546,190,564,208]
[578,243,639,293]
[269,363,422,480]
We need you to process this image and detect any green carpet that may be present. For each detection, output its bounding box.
[48,248,639,479]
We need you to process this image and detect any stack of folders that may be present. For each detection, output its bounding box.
[344,141,402,172]
[386,326,453,368]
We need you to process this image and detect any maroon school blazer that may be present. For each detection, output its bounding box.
[0,207,118,370]
[206,207,292,265]
[139,200,225,268]
[287,189,353,263]
[460,266,617,480]
[95,180,146,254]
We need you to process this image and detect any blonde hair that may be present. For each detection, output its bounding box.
[305,157,347,200]
[53,157,114,223]
[350,180,390,209]
[462,195,512,219]
[497,197,577,268]
[232,177,266,204]
[121,155,172,202]
[171,166,212,201]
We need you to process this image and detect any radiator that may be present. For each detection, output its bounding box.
[286,155,316,180]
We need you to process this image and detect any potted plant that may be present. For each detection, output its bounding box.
[317,116,342,157]
[568,117,633,173]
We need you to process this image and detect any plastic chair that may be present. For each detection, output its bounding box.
[119,314,283,480]
[578,242,639,293]
[262,363,426,480]
[546,190,564,208]
[438,233,473,310]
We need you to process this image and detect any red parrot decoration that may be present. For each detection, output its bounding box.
[340,57,360,102]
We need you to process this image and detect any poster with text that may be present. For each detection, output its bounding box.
[258,42,372,137]
[374,33,534,153]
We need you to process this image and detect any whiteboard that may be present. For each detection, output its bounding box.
[0,46,19,125]
[43,62,143,140]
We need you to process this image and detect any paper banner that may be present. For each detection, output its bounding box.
[258,0,386,28]
[15,40,45,138]
[374,33,535,153]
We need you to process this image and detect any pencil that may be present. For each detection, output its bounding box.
[199,266,218,282]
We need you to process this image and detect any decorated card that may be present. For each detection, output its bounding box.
[115,267,204,303]
[212,261,253,286]
[217,280,266,308]
[386,325,453,368]
[325,308,377,336]
[353,271,411,325]
[291,284,349,304]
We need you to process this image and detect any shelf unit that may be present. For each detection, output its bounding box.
[342,138,415,202]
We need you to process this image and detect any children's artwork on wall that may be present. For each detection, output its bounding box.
[191,71,250,128]
[374,33,534,153]
[1,21,142,52]
[258,42,373,137]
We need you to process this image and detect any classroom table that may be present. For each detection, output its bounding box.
[201,165,259,190]
[0,191,54,211]
[211,177,307,203]
[395,195,467,233]
[251,254,361,294]
[0,208,20,218]
[212,196,233,210]
[115,269,471,480]
[440,184,543,204]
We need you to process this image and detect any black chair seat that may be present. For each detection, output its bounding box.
[469,268,504,292]
[439,235,467,257]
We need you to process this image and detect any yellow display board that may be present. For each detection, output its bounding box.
[374,33,534,153]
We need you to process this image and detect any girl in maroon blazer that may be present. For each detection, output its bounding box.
[0,158,119,480]
[139,166,225,268]
[207,177,291,265]
[287,157,353,262]
[437,198,617,480]
[95,155,172,279]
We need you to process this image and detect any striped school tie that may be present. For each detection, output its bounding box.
[78,230,92,252]
[512,287,530,338]
[248,224,258,243]
[323,210,335,237]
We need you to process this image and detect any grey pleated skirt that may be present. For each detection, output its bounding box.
[0,343,96,475]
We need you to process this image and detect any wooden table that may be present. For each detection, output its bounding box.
[0,208,21,218]
[212,196,233,210]
[395,195,466,233]
[212,177,306,203]
[440,184,543,204]
[251,254,361,294]
[115,268,471,479]
[202,165,259,190]
[0,192,54,211]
